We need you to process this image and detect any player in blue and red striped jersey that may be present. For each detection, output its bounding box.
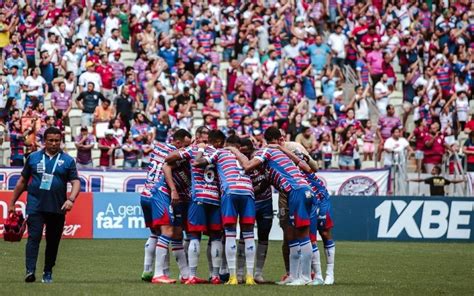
[165,132,223,285]
[193,131,257,285]
[140,129,192,283]
[228,127,314,286]
[238,138,274,284]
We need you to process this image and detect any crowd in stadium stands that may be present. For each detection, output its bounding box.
[0,0,472,172]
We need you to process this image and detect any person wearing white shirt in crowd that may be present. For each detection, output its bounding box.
[283,36,304,59]
[23,67,48,108]
[61,44,80,76]
[131,0,151,23]
[383,127,412,167]
[79,61,102,93]
[374,74,392,115]
[327,25,348,68]
[104,8,121,40]
[49,16,73,47]
[106,29,123,62]
[41,33,61,65]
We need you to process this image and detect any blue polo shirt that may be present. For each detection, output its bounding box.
[21,150,79,215]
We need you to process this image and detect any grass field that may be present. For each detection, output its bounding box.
[1,240,473,295]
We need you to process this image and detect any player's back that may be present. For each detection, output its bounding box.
[179,145,220,205]
[142,142,176,196]
[211,149,254,197]
[255,147,309,193]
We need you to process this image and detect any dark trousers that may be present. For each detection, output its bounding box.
[26,212,65,273]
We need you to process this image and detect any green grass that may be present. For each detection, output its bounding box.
[1,240,473,295]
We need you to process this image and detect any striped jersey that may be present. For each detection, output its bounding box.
[254,148,309,193]
[196,31,213,52]
[249,165,272,203]
[205,148,254,197]
[305,172,330,216]
[436,66,452,91]
[227,103,253,128]
[142,142,176,198]
[179,146,220,205]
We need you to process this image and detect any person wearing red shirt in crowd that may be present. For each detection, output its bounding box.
[463,114,474,134]
[87,45,102,65]
[408,118,429,173]
[202,99,220,130]
[351,16,368,43]
[98,129,120,169]
[423,122,450,173]
[361,25,381,51]
[96,53,115,100]
[462,131,474,172]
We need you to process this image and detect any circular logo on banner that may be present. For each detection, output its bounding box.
[338,176,379,196]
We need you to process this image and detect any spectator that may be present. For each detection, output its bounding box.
[122,134,140,169]
[408,166,465,196]
[93,98,115,125]
[50,82,72,125]
[98,129,120,169]
[327,25,347,68]
[6,65,23,101]
[76,82,106,127]
[377,105,402,160]
[383,127,412,168]
[79,61,102,93]
[23,67,48,109]
[74,127,95,169]
[115,85,136,132]
[423,122,449,173]
[374,74,392,115]
[338,128,357,171]
[96,53,115,99]
[8,119,28,166]
[110,118,126,145]
[295,126,318,158]
[152,111,171,143]
[202,99,220,130]
[463,131,474,172]
[131,112,153,145]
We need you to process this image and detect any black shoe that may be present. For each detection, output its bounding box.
[25,272,36,283]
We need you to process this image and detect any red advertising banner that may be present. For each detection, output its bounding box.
[0,191,93,239]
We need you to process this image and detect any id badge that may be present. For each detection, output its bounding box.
[37,162,45,173]
[40,173,54,190]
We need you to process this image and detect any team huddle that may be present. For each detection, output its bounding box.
[139,126,335,286]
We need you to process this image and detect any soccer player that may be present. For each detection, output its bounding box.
[165,131,223,285]
[282,149,335,285]
[193,132,257,285]
[140,129,192,283]
[238,138,273,283]
[228,127,314,285]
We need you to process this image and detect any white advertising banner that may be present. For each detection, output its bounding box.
[0,167,391,195]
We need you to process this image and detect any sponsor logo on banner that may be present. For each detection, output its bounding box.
[0,192,93,239]
[93,193,149,239]
[375,200,474,240]
[338,176,379,196]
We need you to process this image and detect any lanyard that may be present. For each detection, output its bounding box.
[42,152,61,175]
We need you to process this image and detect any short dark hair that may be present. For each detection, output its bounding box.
[196,126,209,136]
[225,135,241,146]
[173,129,192,141]
[209,129,226,144]
[44,127,62,139]
[264,127,281,142]
[391,127,400,134]
[240,138,254,151]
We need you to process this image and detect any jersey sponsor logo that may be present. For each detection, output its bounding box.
[375,200,474,239]
[338,176,379,196]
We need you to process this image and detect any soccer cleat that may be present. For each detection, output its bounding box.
[219,273,230,282]
[25,271,36,283]
[210,276,222,285]
[324,275,335,285]
[42,272,53,284]
[141,271,153,282]
[151,275,177,284]
[245,275,257,285]
[307,277,325,286]
[254,275,266,284]
[225,275,239,285]
[180,277,189,284]
[276,275,294,285]
[184,276,208,285]
[286,278,311,286]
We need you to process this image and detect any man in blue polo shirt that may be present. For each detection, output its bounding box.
[9,127,81,284]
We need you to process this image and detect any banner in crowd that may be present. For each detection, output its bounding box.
[0,192,93,239]
[332,196,474,241]
[0,168,391,195]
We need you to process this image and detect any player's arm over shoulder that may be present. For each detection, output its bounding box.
[166,148,187,164]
